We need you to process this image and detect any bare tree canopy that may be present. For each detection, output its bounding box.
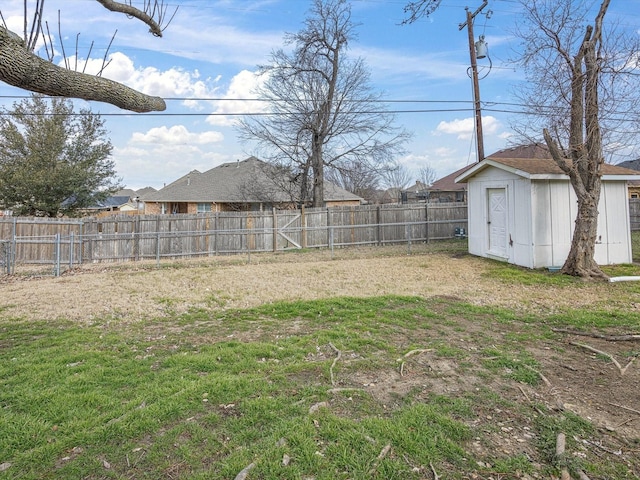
[402,0,444,24]
[239,0,410,208]
[0,1,175,112]
[514,0,640,279]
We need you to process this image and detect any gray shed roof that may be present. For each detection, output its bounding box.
[457,157,640,183]
[143,157,363,203]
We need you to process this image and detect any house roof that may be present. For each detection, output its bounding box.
[143,157,363,204]
[456,157,640,183]
[488,143,551,159]
[136,186,157,199]
[429,164,475,192]
[427,144,549,193]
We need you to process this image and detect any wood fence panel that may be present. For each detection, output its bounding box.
[2,203,471,270]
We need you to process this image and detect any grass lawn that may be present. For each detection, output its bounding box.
[1,239,640,479]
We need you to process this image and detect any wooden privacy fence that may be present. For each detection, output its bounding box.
[629,198,640,231]
[0,203,468,275]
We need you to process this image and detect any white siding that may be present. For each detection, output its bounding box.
[595,181,632,265]
[549,181,576,268]
[466,167,633,269]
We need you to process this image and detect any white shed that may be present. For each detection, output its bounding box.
[456,157,640,269]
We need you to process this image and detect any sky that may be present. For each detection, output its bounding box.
[1,0,639,191]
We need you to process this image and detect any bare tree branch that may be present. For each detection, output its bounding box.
[0,1,177,112]
[95,0,174,37]
[0,27,166,112]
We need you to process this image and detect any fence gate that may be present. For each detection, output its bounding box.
[275,211,303,250]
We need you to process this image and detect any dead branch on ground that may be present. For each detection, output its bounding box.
[328,342,341,386]
[430,461,440,480]
[327,387,365,394]
[552,328,640,341]
[397,348,432,377]
[367,444,391,476]
[556,433,571,480]
[569,341,637,375]
[233,462,255,480]
[608,402,640,416]
[522,363,552,387]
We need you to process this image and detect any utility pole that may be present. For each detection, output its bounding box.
[459,1,488,162]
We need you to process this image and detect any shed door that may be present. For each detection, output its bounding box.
[487,188,507,257]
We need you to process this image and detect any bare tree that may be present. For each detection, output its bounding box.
[514,0,640,279]
[418,164,436,187]
[383,162,413,191]
[325,160,381,203]
[0,1,176,112]
[238,0,410,208]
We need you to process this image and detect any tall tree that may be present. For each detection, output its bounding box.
[514,0,640,279]
[0,95,120,217]
[239,0,409,208]
[0,1,174,112]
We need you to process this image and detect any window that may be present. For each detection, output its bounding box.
[197,203,212,213]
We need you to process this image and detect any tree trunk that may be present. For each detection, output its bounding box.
[312,133,324,207]
[562,187,607,279]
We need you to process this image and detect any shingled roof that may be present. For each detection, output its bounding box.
[143,157,363,203]
[487,143,550,159]
[454,143,640,183]
[457,156,640,183]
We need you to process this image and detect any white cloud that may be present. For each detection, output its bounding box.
[434,115,500,140]
[206,70,269,127]
[130,125,223,145]
[63,52,219,103]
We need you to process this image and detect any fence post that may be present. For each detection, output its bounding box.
[79,221,84,265]
[405,223,412,254]
[376,205,381,246]
[69,232,75,270]
[245,215,251,263]
[425,202,430,244]
[11,216,17,274]
[1,241,9,275]
[301,206,307,249]
[327,208,334,257]
[134,215,141,261]
[272,208,278,252]
[156,231,161,266]
[214,212,219,255]
[54,233,61,277]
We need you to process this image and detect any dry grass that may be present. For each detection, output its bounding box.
[1,243,632,323]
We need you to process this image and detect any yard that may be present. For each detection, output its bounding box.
[1,238,639,479]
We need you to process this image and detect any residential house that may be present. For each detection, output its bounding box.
[400,181,429,203]
[83,188,156,216]
[426,166,472,203]
[142,157,364,214]
[426,143,553,204]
